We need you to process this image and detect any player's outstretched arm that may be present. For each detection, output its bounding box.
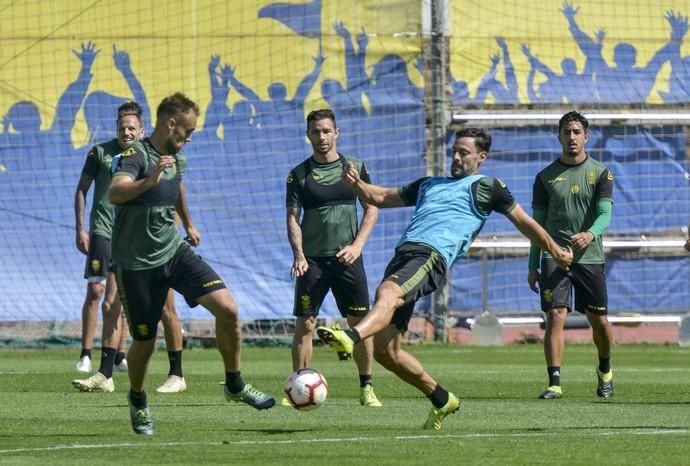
[341,161,405,208]
[506,203,572,270]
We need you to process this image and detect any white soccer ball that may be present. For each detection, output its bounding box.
[284,368,328,411]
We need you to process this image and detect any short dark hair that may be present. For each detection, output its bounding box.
[455,127,491,153]
[156,92,200,122]
[117,101,142,122]
[558,111,589,133]
[306,109,336,129]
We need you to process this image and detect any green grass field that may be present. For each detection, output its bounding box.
[1,344,690,465]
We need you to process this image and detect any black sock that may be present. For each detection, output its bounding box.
[547,366,561,386]
[129,389,147,409]
[345,328,361,344]
[226,371,245,394]
[168,350,183,377]
[598,357,611,374]
[99,347,117,378]
[115,351,126,365]
[427,384,449,409]
[359,374,372,388]
[80,348,92,359]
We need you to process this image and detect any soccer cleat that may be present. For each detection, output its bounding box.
[316,326,354,360]
[538,386,562,399]
[71,372,115,393]
[156,375,187,394]
[596,369,614,399]
[280,397,293,408]
[75,355,92,373]
[128,394,154,436]
[114,359,129,372]
[359,384,382,408]
[224,383,276,410]
[423,392,461,431]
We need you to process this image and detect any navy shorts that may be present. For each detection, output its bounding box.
[293,255,370,318]
[539,259,608,315]
[115,243,226,341]
[383,243,447,333]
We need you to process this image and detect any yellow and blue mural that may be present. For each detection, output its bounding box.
[0,0,688,322]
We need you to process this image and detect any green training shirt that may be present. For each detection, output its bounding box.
[532,155,614,264]
[80,138,124,238]
[111,138,186,270]
[286,154,370,257]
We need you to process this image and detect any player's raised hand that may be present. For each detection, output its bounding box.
[341,161,360,186]
[150,155,176,184]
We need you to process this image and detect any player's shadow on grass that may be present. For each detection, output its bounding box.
[229,428,312,435]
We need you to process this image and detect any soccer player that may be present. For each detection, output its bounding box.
[317,127,573,430]
[528,111,614,400]
[285,109,381,408]
[109,92,275,435]
[72,102,189,394]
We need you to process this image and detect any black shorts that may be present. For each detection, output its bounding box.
[539,259,608,315]
[293,255,369,318]
[115,243,226,341]
[383,243,447,333]
[83,234,111,281]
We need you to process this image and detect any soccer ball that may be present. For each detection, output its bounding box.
[284,368,328,411]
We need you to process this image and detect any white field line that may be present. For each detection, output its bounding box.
[1,429,689,455]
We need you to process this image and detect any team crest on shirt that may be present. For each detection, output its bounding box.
[90,259,101,273]
[120,147,136,157]
[587,171,597,185]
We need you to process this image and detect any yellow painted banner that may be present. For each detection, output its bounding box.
[452,0,690,105]
[0,0,423,146]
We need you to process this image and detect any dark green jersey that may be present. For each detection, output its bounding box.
[111,138,186,270]
[80,139,124,238]
[286,154,370,257]
[533,156,613,264]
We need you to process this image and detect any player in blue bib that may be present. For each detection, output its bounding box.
[318,127,573,431]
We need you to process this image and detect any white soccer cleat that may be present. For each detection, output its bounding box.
[114,359,129,372]
[156,375,187,393]
[72,372,115,393]
[75,355,92,373]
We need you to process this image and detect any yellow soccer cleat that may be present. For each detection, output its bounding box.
[316,326,354,360]
[596,369,614,399]
[423,392,461,431]
[280,397,293,408]
[359,384,382,408]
